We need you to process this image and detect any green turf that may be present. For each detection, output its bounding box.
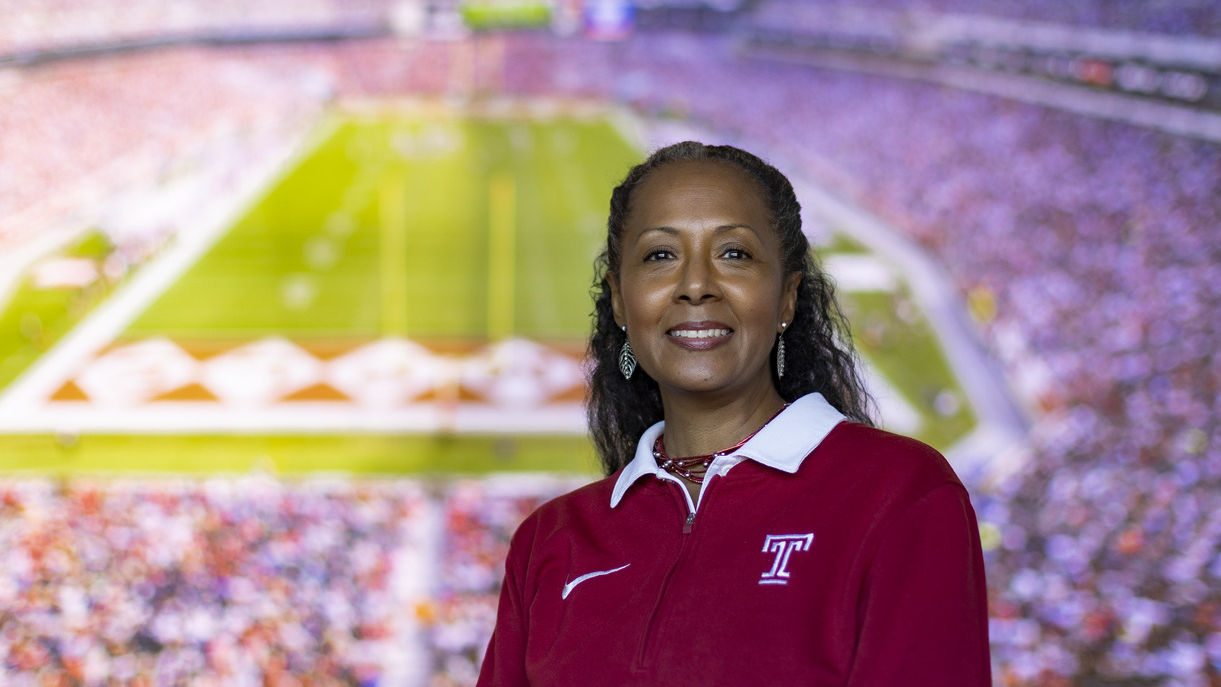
[0,433,599,476]
[820,233,871,255]
[838,287,976,449]
[125,115,636,342]
[462,1,551,30]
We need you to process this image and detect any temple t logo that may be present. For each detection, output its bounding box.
[759,533,814,585]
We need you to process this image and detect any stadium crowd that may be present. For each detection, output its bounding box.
[0,475,429,685]
[2,5,1219,684]
[0,473,587,684]
[0,46,327,268]
[0,37,490,258]
[0,0,389,56]
[424,478,582,686]
[753,0,1221,37]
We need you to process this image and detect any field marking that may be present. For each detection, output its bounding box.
[859,359,921,434]
[487,174,516,340]
[380,168,409,336]
[0,403,587,434]
[822,254,898,292]
[0,334,590,434]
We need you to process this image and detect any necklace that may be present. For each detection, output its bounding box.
[653,404,789,484]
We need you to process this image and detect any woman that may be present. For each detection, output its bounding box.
[477,142,990,686]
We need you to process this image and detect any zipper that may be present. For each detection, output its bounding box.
[634,476,721,671]
[633,482,692,671]
[683,472,721,534]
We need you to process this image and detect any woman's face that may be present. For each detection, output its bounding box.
[610,159,800,402]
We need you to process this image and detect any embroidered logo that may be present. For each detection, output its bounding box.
[562,563,631,599]
[759,533,814,585]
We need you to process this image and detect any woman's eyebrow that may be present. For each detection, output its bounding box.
[639,226,680,237]
[716,223,756,235]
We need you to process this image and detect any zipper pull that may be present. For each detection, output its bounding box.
[682,512,695,534]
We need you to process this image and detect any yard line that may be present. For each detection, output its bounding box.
[380,169,410,336]
[487,174,516,340]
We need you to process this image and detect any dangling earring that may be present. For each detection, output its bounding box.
[776,323,787,379]
[619,325,637,380]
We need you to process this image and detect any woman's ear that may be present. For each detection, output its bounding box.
[608,272,625,328]
[780,271,801,330]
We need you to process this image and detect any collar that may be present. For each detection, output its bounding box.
[610,392,846,508]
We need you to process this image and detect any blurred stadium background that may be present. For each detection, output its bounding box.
[0,0,1218,684]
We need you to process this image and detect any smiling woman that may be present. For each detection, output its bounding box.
[477,142,991,686]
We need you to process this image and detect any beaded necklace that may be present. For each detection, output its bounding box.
[653,404,789,484]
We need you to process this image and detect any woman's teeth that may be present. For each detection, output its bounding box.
[668,329,731,339]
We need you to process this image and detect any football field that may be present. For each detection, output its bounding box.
[0,103,978,475]
[126,112,627,342]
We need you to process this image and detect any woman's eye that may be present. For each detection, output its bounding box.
[722,248,751,260]
[644,249,675,261]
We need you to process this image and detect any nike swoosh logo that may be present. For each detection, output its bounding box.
[561,563,630,599]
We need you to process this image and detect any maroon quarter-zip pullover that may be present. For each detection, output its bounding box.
[478,393,991,686]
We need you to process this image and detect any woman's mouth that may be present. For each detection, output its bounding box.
[666,323,733,350]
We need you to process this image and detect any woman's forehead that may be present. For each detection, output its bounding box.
[626,159,770,228]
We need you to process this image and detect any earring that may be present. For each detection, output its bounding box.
[776,323,787,379]
[619,326,637,380]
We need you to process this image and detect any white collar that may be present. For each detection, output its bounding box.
[610,392,846,508]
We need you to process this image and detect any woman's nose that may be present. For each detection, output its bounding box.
[675,253,720,304]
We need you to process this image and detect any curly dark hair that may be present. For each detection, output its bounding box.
[586,141,875,475]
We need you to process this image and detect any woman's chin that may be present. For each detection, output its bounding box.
[653,367,772,400]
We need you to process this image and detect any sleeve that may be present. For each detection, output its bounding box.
[845,483,991,687]
[476,521,534,687]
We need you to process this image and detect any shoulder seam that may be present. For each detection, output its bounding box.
[851,480,971,584]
